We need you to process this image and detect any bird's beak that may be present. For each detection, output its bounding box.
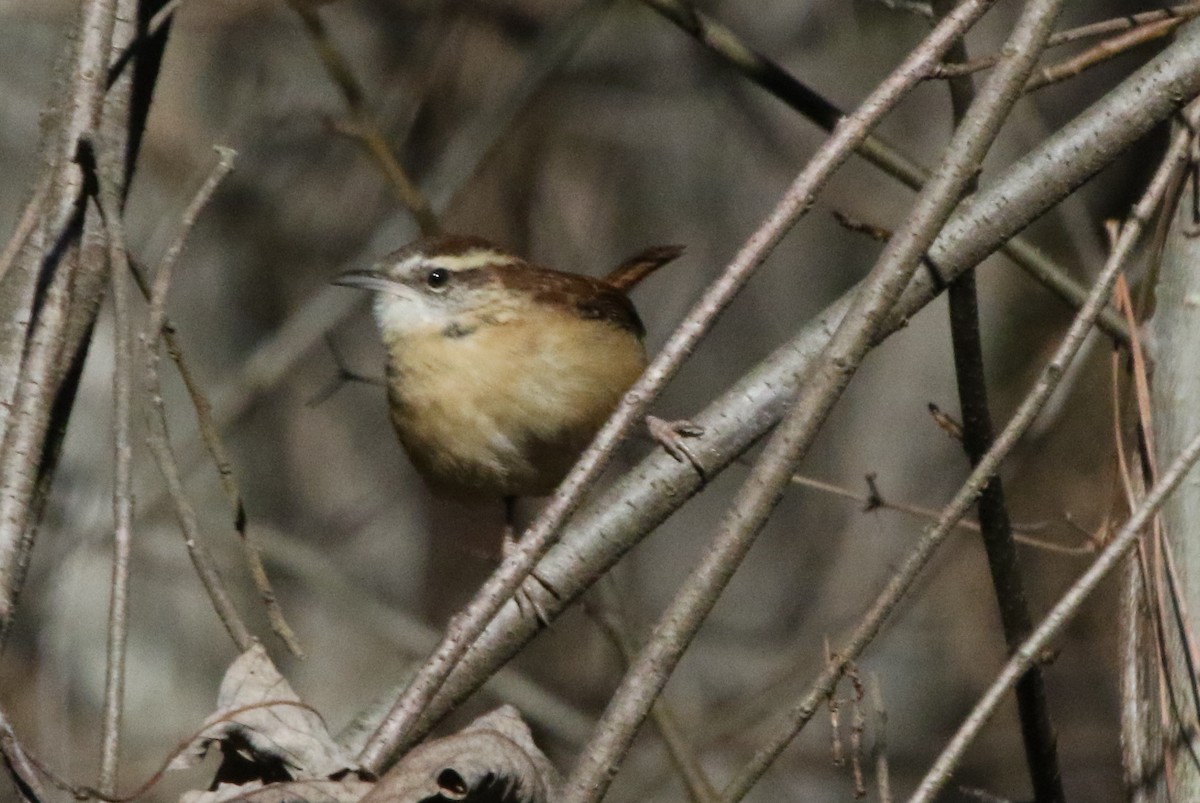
[333,270,404,295]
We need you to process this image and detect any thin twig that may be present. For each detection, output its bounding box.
[913,429,1200,800]
[142,147,253,652]
[724,67,1193,803]
[288,1,439,236]
[357,0,1000,776]
[638,0,1131,345]
[870,675,891,803]
[1025,17,1182,93]
[934,3,1200,78]
[790,473,1091,555]
[931,1,1063,797]
[89,132,136,797]
[0,704,46,803]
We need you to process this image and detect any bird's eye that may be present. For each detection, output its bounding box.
[426,267,450,290]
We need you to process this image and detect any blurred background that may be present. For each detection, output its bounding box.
[0,0,1170,799]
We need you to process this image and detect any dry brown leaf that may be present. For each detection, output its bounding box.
[360,706,561,803]
[170,644,354,780]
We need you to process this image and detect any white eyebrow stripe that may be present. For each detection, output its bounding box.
[427,249,518,272]
[394,254,425,273]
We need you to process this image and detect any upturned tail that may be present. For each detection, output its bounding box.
[604,244,685,291]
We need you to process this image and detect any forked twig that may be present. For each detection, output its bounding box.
[141,146,254,652]
[288,0,439,236]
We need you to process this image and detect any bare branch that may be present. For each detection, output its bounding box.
[559,0,1057,796]
[585,583,719,803]
[1025,17,1182,92]
[0,0,121,650]
[931,0,1062,796]
[908,101,1198,803]
[934,3,1200,78]
[728,83,1194,803]
[89,129,136,796]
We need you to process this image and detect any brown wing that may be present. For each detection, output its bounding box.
[494,264,646,337]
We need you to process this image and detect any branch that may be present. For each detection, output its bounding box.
[1025,17,1182,93]
[126,252,303,656]
[726,82,1193,803]
[0,0,121,650]
[931,1,1062,798]
[933,3,1200,78]
[0,0,171,653]
[585,582,718,803]
[90,127,137,796]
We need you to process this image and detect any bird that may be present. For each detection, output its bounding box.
[334,233,684,546]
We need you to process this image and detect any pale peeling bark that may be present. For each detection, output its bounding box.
[1147,126,1200,802]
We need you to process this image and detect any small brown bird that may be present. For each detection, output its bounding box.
[335,234,682,536]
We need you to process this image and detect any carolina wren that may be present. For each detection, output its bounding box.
[335,234,682,525]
